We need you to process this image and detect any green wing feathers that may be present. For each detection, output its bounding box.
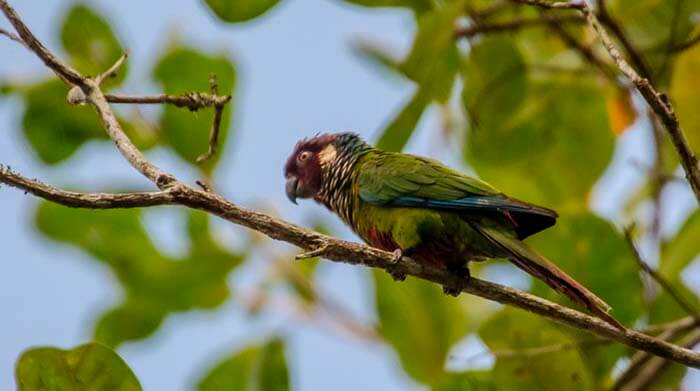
[474,225,622,329]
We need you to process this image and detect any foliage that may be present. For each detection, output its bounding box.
[4,0,700,389]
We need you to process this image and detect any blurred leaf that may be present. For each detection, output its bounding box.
[60,4,127,89]
[465,74,614,210]
[434,370,496,391]
[462,36,527,133]
[606,87,636,135]
[660,209,700,278]
[36,204,245,346]
[341,0,432,14]
[203,0,281,23]
[649,278,699,323]
[352,39,403,75]
[16,342,141,391]
[19,79,148,164]
[400,1,462,102]
[154,46,235,171]
[376,88,429,152]
[479,308,593,391]
[198,338,289,391]
[373,271,468,385]
[609,0,700,72]
[529,213,644,325]
[670,33,700,153]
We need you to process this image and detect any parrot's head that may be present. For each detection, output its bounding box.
[284,132,368,204]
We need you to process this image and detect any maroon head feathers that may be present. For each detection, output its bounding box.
[284,133,339,204]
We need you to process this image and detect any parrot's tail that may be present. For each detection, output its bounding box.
[474,226,624,330]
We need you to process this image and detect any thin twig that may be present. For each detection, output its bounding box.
[511,0,584,10]
[104,92,231,110]
[455,15,583,38]
[624,226,700,320]
[196,74,225,163]
[95,52,128,85]
[0,26,26,48]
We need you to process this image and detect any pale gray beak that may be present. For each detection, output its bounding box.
[285,176,299,205]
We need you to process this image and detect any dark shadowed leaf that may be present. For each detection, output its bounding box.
[15,342,141,391]
[479,308,593,391]
[19,79,148,165]
[198,338,289,391]
[203,0,281,23]
[376,88,429,152]
[35,204,245,346]
[373,271,468,385]
[60,4,127,89]
[465,75,614,210]
[153,46,235,171]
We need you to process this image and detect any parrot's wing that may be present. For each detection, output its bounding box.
[358,153,557,239]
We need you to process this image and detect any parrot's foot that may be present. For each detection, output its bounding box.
[442,265,471,297]
[387,249,406,282]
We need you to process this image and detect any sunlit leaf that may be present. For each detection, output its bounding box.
[373,271,468,385]
[154,46,235,171]
[60,4,127,89]
[660,209,700,278]
[36,204,245,346]
[670,32,700,153]
[479,308,593,391]
[16,342,141,391]
[198,338,289,391]
[606,87,636,135]
[203,0,281,23]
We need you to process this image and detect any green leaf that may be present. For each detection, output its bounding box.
[36,203,245,346]
[341,0,432,14]
[400,2,462,102]
[660,210,700,278]
[529,213,644,325]
[479,308,593,391]
[462,36,527,133]
[373,271,468,385]
[60,4,127,89]
[465,75,614,210]
[198,339,289,391]
[153,46,235,171]
[670,34,700,154]
[434,370,497,391]
[203,0,281,23]
[15,342,141,391]
[376,88,430,152]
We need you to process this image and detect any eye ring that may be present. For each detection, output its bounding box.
[298,151,311,162]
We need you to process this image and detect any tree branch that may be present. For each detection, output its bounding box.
[512,0,700,204]
[104,92,231,111]
[4,0,700,370]
[455,15,583,38]
[0,166,175,208]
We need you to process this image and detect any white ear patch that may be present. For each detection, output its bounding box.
[318,144,337,165]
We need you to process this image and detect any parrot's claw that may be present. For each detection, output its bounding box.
[387,249,406,281]
[443,265,471,297]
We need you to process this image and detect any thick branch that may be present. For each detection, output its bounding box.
[0,166,175,208]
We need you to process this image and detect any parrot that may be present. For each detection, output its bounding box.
[284,132,621,328]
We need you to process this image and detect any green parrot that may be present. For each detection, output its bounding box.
[284,132,620,327]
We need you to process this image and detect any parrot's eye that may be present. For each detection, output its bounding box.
[298,151,311,163]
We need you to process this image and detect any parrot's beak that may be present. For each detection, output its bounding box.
[285,176,299,204]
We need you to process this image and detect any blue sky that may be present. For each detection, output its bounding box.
[1,0,699,390]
